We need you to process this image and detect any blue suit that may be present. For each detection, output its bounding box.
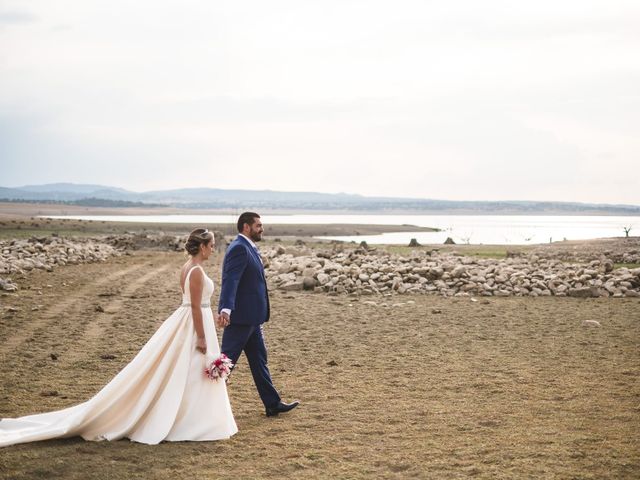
[219,235,280,408]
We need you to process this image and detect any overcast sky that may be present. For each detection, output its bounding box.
[1,1,639,204]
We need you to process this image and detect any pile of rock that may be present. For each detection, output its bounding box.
[0,236,125,281]
[528,245,640,265]
[103,232,185,251]
[263,245,640,298]
[103,231,228,252]
[0,231,228,291]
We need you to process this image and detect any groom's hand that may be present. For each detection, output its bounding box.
[217,311,230,328]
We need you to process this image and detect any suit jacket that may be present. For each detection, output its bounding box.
[218,235,270,325]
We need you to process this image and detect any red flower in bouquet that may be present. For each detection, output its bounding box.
[204,353,233,381]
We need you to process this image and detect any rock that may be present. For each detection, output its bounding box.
[444,237,456,244]
[0,278,18,292]
[40,390,59,397]
[302,276,317,290]
[428,267,444,279]
[302,267,316,278]
[408,238,421,247]
[95,305,105,313]
[100,354,117,360]
[451,266,467,278]
[50,353,58,361]
[281,280,304,291]
[582,320,601,327]
[568,287,600,298]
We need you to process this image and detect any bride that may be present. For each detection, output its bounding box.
[0,228,237,447]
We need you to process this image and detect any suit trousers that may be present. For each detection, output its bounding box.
[221,323,281,408]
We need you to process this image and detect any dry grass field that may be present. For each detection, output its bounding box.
[1,249,639,479]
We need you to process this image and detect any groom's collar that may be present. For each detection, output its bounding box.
[238,233,258,250]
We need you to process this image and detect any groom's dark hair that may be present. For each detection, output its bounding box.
[237,212,260,232]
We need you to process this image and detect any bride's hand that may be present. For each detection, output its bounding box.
[196,336,207,354]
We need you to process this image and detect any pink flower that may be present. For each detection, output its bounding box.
[204,353,233,381]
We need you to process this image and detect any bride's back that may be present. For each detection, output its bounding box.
[180,263,214,303]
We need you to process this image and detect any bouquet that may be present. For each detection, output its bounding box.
[204,353,233,381]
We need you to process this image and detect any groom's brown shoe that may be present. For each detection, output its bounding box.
[266,400,299,417]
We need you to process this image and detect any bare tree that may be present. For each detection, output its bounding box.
[623,226,632,237]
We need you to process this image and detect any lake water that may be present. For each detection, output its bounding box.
[41,214,639,245]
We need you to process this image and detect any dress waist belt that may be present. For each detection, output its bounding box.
[181,303,211,308]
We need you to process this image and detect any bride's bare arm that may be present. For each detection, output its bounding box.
[189,268,206,353]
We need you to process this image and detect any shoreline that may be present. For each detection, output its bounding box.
[1,201,639,217]
[0,202,440,238]
[0,202,637,245]
[0,217,437,239]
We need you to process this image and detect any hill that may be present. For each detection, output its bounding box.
[1,183,639,215]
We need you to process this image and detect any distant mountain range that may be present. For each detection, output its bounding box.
[1,183,640,215]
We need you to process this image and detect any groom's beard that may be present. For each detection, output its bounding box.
[249,230,262,242]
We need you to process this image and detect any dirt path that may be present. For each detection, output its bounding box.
[61,262,175,365]
[1,251,639,479]
[0,264,141,356]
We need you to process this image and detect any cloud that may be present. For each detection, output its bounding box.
[0,11,38,24]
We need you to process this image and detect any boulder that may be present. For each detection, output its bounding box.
[302,276,317,290]
[451,266,467,279]
[281,281,304,291]
[0,278,18,292]
[302,267,317,278]
[568,287,600,298]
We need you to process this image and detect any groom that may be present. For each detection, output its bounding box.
[218,212,299,417]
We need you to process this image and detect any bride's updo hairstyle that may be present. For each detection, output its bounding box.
[185,228,214,256]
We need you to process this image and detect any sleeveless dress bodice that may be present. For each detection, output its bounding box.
[182,265,214,306]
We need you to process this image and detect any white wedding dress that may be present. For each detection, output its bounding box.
[0,265,237,447]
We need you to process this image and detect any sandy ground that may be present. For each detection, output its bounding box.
[1,247,639,479]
